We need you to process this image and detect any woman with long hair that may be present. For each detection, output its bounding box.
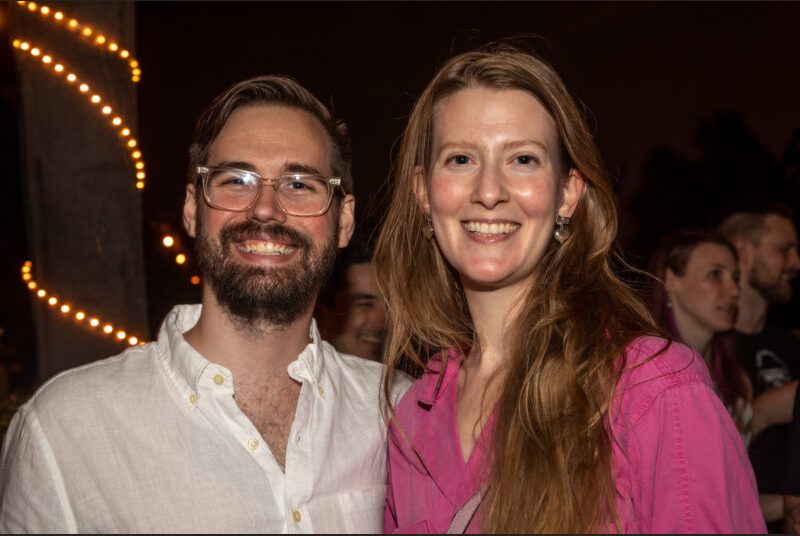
[375,45,764,533]
[647,229,755,443]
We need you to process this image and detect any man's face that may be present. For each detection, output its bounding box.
[183,105,355,329]
[749,214,800,304]
[329,262,386,361]
[330,263,386,361]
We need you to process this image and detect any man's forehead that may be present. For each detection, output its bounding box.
[346,263,379,292]
[762,214,798,244]
[209,105,333,172]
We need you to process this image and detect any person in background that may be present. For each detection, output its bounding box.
[0,75,408,533]
[376,44,764,533]
[647,229,756,441]
[317,233,386,361]
[719,202,800,531]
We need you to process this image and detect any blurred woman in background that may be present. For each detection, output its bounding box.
[647,229,754,442]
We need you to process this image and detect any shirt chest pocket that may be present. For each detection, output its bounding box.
[307,485,386,533]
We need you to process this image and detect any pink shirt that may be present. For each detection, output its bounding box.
[385,336,766,533]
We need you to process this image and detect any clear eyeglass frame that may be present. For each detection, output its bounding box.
[196,165,342,217]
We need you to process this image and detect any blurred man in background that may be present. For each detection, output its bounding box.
[719,201,800,531]
[317,234,385,361]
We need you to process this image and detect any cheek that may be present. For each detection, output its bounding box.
[428,177,468,216]
[513,180,560,216]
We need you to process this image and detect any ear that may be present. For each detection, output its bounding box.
[558,168,586,218]
[412,166,430,215]
[731,238,751,268]
[183,183,198,238]
[337,194,356,248]
[664,267,681,293]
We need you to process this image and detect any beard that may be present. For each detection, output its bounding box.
[194,216,339,331]
[749,260,793,304]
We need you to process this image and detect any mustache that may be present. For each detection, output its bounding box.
[219,221,313,250]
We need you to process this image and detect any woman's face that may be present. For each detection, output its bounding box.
[666,242,740,335]
[416,87,583,292]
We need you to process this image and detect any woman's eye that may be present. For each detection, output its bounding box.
[708,269,722,280]
[515,155,536,165]
[448,154,470,165]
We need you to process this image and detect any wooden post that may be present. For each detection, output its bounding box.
[10,2,147,384]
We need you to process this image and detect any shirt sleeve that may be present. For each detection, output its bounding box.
[0,407,76,533]
[630,380,766,534]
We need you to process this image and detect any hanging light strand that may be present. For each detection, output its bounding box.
[11,38,146,190]
[15,1,142,82]
[20,261,144,346]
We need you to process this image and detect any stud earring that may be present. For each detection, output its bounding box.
[423,216,434,240]
[554,215,570,244]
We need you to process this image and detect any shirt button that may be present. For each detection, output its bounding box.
[247,438,259,451]
[295,433,302,445]
[213,374,224,385]
[188,393,197,405]
[292,510,302,523]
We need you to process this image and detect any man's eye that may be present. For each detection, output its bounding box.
[216,174,253,187]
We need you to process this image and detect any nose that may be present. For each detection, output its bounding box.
[247,182,288,224]
[469,162,509,209]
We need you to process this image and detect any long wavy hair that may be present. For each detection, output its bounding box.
[646,229,749,408]
[375,45,659,532]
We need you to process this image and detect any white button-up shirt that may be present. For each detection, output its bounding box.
[0,304,408,533]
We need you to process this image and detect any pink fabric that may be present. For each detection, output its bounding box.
[384,336,766,534]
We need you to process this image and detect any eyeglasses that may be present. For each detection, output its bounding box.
[196,165,342,217]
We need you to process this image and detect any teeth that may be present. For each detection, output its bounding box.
[240,241,292,255]
[465,222,518,235]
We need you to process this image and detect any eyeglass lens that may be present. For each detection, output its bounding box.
[205,168,332,215]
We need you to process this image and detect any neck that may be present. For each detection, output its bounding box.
[184,286,315,381]
[462,280,525,375]
[672,311,714,364]
[735,282,768,334]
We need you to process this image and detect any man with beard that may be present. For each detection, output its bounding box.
[719,201,800,531]
[0,76,408,533]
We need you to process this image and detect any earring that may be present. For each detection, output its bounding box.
[423,216,434,240]
[554,215,570,244]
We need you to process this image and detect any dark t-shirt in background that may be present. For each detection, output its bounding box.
[734,325,800,494]
[785,385,800,496]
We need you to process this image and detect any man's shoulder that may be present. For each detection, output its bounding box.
[23,342,161,418]
[321,341,412,403]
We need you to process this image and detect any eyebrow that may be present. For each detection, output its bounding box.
[350,292,378,301]
[435,139,551,155]
[212,161,325,176]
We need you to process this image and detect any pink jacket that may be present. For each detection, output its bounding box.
[385,336,766,533]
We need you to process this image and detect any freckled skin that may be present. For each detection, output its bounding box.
[419,87,580,295]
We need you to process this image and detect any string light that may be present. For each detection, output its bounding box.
[20,261,143,346]
[11,39,147,190]
[14,1,142,82]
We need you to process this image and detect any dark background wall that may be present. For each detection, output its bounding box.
[2,2,799,389]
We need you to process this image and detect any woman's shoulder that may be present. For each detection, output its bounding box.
[620,335,711,387]
[612,335,714,424]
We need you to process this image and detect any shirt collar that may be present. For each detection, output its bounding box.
[417,347,463,408]
[155,304,330,403]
